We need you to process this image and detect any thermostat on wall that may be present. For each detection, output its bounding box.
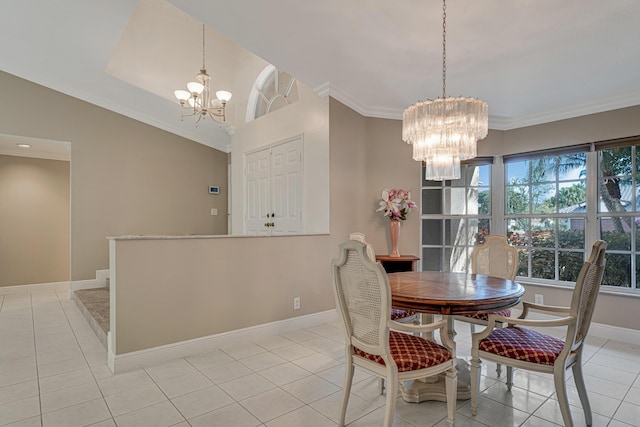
[208,186,220,194]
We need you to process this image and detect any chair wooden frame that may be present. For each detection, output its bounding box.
[333,240,458,427]
[470,240,607,427]
[348,232,420,322]
[454,234,518,376]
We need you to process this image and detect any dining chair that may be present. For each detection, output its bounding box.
[332,240,458,427]
[453,234,518,376]
[470,240,607,427]
[348,232,420,325]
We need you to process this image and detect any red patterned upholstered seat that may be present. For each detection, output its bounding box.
[478,327,565,366]
[470,240,608,427]
[461,308,511,322]
[391,309,418,321]
[454,235,519,378]
[355,331,452,372]
[333,240,458,427]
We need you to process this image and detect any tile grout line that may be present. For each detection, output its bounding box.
[28,292,45,427]
[142,361,197,425]
[55,290,117,425]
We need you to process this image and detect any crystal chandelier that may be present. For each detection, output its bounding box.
[402,0,488,180]
[174,24,232,126]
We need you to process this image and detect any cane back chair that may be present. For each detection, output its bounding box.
[348,232,420,325]
[332,240,458,427]
[454,234,518,376]
[470,240,607,427]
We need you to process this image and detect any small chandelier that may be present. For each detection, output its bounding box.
[174,24,232,126]
[402,0,488,180]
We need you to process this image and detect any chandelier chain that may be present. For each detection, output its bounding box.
[401,0,488,181]
[442,0,447,99]
[201,24,206,70]
[173,22,232,126]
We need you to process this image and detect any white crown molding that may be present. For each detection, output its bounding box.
[313,82,330,98]
[494,89,640,130]
[315,83,640,132]
[319,83,402,120]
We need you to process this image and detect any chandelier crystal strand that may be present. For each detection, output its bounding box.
[401,0,488,180]
[174,24,232,126]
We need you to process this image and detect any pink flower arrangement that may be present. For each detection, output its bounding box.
[376,188,416,221]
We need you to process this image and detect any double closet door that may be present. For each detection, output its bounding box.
[245,136,303,235]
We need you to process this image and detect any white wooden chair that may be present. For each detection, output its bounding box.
[454,234,518,376]
[332,240,458,427]
[348,232,420,325]
[470,240,607,427]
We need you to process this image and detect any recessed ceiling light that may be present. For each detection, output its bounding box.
[17,143,31,148]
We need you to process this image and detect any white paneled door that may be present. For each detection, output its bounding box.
[245,136,303,235]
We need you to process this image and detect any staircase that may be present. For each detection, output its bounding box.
[73,288,110,348]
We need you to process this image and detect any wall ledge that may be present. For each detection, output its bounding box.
[106,233,329,241]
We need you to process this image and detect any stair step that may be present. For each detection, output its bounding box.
[73,288,109,348]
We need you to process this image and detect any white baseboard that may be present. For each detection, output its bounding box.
[0,281,70,295]
[106,307,640,374]
[71,269,110,293]
[0,270,109,296]
[108,309,339,374]
[589,322,640,345]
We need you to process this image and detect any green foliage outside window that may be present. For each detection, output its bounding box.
[510,229,635,287]
[510,231,584,282]
[600,230,633,288]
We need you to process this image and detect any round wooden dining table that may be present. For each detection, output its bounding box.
[386,271,525,403]
[388,271,525,316]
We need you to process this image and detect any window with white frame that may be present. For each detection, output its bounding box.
[596,139,640,289]
[420,136,640,291]
[504,149,588,283]
[247,65,299,122]
[420,159,492,273]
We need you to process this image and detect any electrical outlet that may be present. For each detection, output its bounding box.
[293,297,301,310]
[535,294,544,305]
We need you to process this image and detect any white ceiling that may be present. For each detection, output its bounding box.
[2,0,639,154]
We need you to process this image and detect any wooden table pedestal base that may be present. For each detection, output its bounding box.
[400,358,471,402]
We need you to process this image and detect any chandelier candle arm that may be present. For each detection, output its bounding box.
[401,0,488,180]
[174,24,232,126]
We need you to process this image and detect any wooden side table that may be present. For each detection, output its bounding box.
[375,255,420,273]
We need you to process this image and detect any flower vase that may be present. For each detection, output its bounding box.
[389,219,400,257]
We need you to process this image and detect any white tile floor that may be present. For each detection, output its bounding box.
[1,290,640,426]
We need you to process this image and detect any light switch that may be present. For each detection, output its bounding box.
[211,208,218,216]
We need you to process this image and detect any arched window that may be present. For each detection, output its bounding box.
[246,65,299,122]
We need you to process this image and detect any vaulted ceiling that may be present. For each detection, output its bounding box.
[2,0,639,154]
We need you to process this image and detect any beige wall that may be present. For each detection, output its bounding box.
[0,71,229,281]
[482,105,640,156]
[360,118,422,257]
[110,99,640,355]
[0,155,70,286]
[111,97,365,354]
[4,65,639,352]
